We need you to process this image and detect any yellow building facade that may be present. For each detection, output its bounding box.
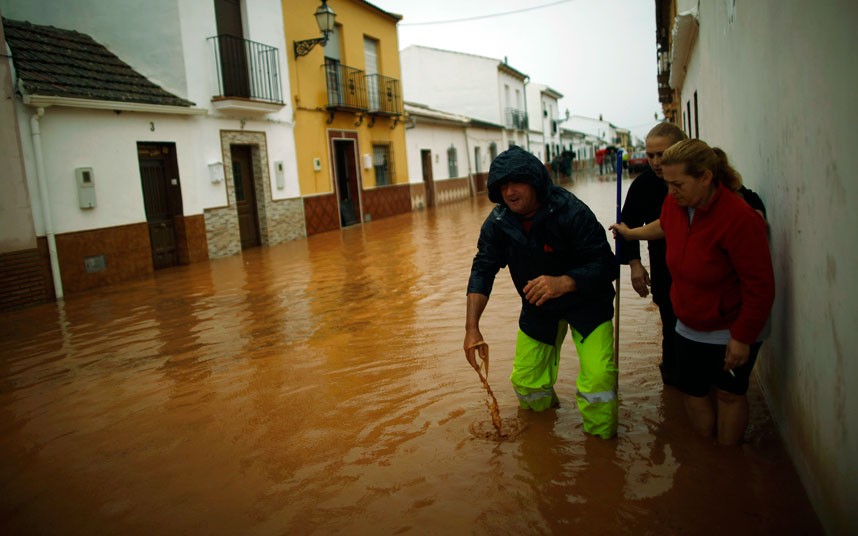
[284,0,409,234]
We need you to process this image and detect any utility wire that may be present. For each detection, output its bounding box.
[400,0,575,26]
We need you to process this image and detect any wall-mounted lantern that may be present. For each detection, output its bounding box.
[294,0,337,59]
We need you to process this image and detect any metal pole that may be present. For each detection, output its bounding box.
[613,149,623,369]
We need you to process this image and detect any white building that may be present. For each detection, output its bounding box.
[564,114,619,147]
[403,102,471,209]
[526,83,563,163]
[0,0,302,304]
[400,45,529,151]
[658,1,857,532]
[403,101,503,207]
[559,128,601,171]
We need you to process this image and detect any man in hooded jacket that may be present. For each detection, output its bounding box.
[464,146,620,439]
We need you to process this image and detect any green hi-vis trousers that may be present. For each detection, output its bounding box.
[510,320,618,439]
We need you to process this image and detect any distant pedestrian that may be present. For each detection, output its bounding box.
[549,154,561,182]
[562,150,573,180]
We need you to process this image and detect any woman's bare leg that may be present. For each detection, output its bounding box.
[715,389,749,446]
[684,393,715,438]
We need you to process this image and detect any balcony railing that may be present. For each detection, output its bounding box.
[324,60,367,111]
[209,34,283,104]
[504,108,528,130]
[366,74,402,116]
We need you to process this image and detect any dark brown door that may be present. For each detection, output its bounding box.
[214,0,250,98]
[138,143,183,269]
[333,139,361,227]
[231,145,261,249]
[421,149,435,208]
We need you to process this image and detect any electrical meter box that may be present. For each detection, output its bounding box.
[274,160,285,189]
[75,167,97,209]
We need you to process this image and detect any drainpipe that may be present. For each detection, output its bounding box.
[523,75,530,153]
[30,107,63,300]
[464,126,474,197]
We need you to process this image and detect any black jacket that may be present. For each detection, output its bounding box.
[468,146,617,345]
[618,166,671,306]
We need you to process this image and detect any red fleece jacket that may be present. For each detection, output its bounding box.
[660,183,775,344]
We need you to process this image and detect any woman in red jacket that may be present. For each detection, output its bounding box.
[611,139,774,446]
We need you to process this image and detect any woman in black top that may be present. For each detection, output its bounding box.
[618,123,688,386]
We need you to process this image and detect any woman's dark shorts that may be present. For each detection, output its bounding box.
[674,333,763,397]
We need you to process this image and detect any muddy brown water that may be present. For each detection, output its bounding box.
[1,176,823,535]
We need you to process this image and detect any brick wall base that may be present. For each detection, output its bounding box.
[0,240,53,312]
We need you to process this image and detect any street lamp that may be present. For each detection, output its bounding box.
[294,0,337,59]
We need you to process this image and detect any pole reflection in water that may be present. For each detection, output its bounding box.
[0,176,823,535]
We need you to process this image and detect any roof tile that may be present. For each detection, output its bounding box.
[2,17,195,107]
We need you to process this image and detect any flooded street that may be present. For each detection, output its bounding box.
[0,176,822,535]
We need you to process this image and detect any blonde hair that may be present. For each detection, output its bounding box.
[646,122,688,145]
[661,139,743,191]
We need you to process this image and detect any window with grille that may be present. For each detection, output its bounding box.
[447,146,458,178]
[373,144,393,186]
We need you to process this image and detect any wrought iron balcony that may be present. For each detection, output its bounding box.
[324,60,367,112]
[504,108,528,130]
[365,73,402,116]
[208,35,283,112]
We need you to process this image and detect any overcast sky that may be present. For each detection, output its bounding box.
[368,0,661,141]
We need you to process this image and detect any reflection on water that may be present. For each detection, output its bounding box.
[0,176,822,534]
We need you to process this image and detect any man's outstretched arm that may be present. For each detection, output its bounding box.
[464,293,489,372]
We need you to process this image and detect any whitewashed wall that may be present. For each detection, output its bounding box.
[15,105,304,235]
[526,83,544,134]
[542,95,559,154]
[401,46,502,124]
[529,132,545,161]
[566,115,615,145]
[525,83,545,160]
[15,107,200,234]
[404,123,469,185]
[675,1,857,533]
[466,127,503,175]
[498,69,526,149]
[0,22,35,252]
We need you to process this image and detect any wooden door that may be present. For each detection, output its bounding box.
[214,0,250,98]
[231,145,261,249]
[138,143,183,269]
[421,149,435,208]
[333,139,361,227]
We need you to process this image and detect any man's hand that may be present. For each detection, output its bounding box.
[523,275,576,306]
[464,329,487,373]
[465,293,490,372]
[724,338,750,372]
[629,260,651,298]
